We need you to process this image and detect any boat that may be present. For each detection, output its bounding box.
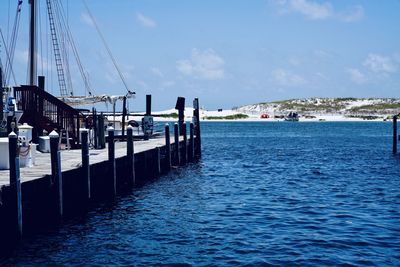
[0,1,157,147]
[284,112,299,121]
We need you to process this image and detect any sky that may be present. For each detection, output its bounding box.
[1,0,400,111]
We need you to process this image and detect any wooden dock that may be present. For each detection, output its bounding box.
[0,136,180,187]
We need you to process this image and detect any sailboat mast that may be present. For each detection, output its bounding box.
[29,0,37,85]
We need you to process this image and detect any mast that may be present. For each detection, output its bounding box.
[29,0,37,85]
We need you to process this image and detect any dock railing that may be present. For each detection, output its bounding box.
[14,85,81,147]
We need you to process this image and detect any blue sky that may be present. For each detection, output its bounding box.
[1,0,400,111]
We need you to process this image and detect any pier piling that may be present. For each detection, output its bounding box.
[176,97,185,136]
[165,124,171,171]
[107,127,116,196]
[157,147,161,175]
[193,98,201,157]
[174,123,180,166]
[8,132,22,238]
[182,123,187,165]
[127,125,135,186]
[50,130,63,220]
[394,115,398,154]
[189,122,194,162]
[81,129,90,200]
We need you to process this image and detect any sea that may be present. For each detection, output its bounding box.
[4,121,400,266]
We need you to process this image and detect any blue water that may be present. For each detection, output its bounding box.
[5,122,400,266]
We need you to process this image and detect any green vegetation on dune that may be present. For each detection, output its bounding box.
[204,114,249,120]
[349,103,400,112]
[157,113,179,118]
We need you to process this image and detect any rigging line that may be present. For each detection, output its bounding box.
[55,0,73,95]
[46,0,69,96]
[82,0,131,94]
[6,1,23,85]
[7,0,10,47]
[0,28,17,85]
[60,2,92,95]
[53,0,74,95]
[54,0,93,96]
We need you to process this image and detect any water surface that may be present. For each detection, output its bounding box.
[5,122,400,266]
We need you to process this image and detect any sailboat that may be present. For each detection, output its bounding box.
[1,0,137,147]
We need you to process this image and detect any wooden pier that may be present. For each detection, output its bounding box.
[0,98,202,259]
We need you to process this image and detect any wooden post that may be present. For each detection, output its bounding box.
[193,98,201,157]
[182,122,187,165]
[122,96,127,138]
[174,123,180,166]
[99,112,105,149]
[127,125,135,187]
[394,115,398,154]
[146,94,152,116]
[93,108,98,149]
[189,122,194,162]
[37,76,45,139]
[9,131,22,238]
[165,124,171,171]
[157,147,161,175]
[81,129,90,199]
[50,130,63,219]
[9,132,17,185]
[107,126,116,196]
[175,97,185,136]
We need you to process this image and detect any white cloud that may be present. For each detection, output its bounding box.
[81,13,94,27]
[162,80,175,87]
[290,0,333,20]
[272,0,364,22]
[150,67,164,78]
[363,54,397,74]
[176,49,225,80]
[136,13,157,28]
[338,5,364,22]
[271,68,306,87]
[288,57,301,66]
[347,68,367,84]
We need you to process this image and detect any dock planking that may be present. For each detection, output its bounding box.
[0,135,184,187]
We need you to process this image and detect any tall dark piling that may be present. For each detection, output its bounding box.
[189,122,194,162]
[146,94,152,116]
[107,127,116,196]
[127,125,135,186]
[81,129,90,200]
[93,108,98,148]
[99,113,106,149]
[182,123,187,165]
[176,97,185,136]
[50,130,63,220]
[8,131,22,238]
[193,98,201,157]
[122,96,127,137]
[37,75,45,139]
[174,123,180,166]
[165,124,171,171]
[394,115,398,154]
